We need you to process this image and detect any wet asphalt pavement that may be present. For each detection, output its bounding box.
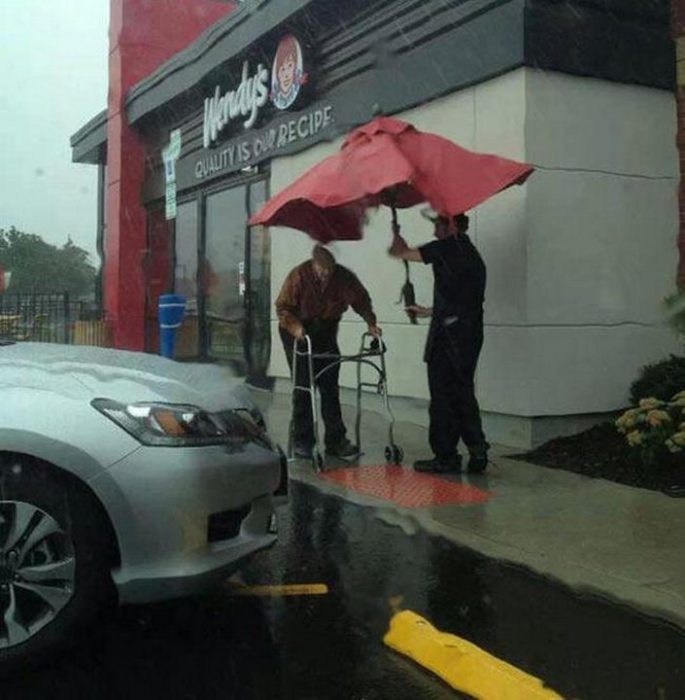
[4,480,685,700]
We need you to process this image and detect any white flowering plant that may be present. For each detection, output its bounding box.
[615,392,685,468]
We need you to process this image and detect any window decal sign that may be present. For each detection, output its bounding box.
[163,129,182,220]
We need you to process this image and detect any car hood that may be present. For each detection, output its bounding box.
[0,343,254,412]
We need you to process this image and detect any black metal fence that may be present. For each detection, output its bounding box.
[0,292,106,345]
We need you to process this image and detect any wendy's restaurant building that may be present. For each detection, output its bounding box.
[71,0,679,448]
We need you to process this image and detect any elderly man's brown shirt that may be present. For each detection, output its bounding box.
[276,261,377,336]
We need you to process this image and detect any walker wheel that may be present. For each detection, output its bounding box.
[313,452,325,473]
[385,445,404,465]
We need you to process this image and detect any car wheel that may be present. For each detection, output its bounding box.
[0,456,113,673]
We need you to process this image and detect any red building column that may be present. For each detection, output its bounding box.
[105,0,235,349]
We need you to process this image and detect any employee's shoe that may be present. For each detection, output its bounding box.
[467,443,490,474]
[326,439,360,460]
[294,444,313,459]
[414,454,462,474]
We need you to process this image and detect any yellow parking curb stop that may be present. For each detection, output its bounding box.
[384,610,563,699]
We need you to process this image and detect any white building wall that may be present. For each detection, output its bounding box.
[268,68,680,445]
[522,71,680,416]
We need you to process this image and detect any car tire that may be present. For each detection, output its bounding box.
[0,455,114,674]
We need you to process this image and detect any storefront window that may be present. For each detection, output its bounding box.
[144,207,173,353]
[174,200,199,312]
[174,200,200,359]
[149,180,269,371]
[247,180,271,380]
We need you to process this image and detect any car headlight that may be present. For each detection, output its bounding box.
[92,399,271,448]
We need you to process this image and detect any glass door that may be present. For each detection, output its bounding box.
[203,187,249,372]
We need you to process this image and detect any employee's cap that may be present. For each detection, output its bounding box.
[420,207,469,225]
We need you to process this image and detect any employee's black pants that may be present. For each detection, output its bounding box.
[427,327,487,459]
[280,325,347,450]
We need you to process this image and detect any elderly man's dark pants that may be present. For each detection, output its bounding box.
[280,326,347,449]
[427,328,486,459]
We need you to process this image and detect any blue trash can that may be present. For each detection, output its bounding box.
[158,294,187,359]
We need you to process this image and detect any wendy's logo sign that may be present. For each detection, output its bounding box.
[271,35,308,111]
[202,34,309,149]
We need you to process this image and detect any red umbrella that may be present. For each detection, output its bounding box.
[249,116,534,242]
[250,116,533,323]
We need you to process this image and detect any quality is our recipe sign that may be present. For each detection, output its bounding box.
[193,103,335,181]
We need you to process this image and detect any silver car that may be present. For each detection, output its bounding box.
[0,342,285,669]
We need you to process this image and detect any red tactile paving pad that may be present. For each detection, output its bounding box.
[321,465,491,508]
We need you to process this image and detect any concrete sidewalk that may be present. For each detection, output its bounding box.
[252,388,685,629]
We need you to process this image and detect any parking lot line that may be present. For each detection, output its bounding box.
[225,582,330,597]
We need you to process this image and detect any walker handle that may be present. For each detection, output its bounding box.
[369,337,387,354]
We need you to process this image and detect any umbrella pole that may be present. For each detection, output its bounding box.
[391,205,418,326]
[402,261,418,325]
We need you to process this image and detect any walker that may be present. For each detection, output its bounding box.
[288,332,404,472]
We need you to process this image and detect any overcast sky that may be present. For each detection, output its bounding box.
[0,1,109,260]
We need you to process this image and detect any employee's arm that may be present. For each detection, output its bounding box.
[406,305,433,318]
[388,234,423,263]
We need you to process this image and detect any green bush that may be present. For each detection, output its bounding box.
[630,355,685,405]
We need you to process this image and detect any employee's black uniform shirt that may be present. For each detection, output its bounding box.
[419,233,486,362]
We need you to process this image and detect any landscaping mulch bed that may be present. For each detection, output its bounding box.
[509,422,685,495]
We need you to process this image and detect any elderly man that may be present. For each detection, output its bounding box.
[389,212,489,474]
[277,245,380,459]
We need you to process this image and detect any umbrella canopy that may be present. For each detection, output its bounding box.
[249,117,534,242]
